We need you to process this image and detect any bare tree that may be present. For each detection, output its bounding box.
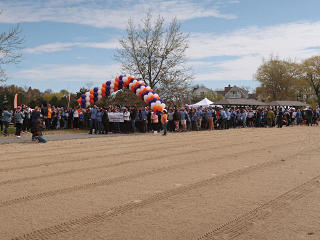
[115,11,193,103]
[0,24,23,82]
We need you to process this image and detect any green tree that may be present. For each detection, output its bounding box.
[301,56,320,106]
[255,57,299,102]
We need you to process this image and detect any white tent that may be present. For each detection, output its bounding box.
[189,98,214,107]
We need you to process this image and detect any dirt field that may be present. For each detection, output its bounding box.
[0,126,320,240]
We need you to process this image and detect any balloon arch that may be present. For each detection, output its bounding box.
[77,75,165,112]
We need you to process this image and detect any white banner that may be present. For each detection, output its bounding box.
[108,112,124,122]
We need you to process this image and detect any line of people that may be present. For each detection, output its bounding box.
[1,105,319,140]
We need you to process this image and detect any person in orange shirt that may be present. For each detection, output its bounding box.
[161,109,168,136]
[47,104,52,130]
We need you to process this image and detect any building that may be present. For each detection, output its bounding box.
[192,85,214,98]
[216,84,249,99]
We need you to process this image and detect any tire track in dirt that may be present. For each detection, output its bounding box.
[197,175,320,240]
[0,130,298,162]
[1,136,194,162]
[0,140,305,208]
[0,146,208,186]
[0,134,291,172]
[10,159,286,240]
[0,131,219,156]
[0,137,297,186]
[0,140,202,172]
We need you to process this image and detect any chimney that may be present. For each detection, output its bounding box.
[224,84,232,94]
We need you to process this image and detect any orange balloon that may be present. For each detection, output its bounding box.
[90,94,94,99]
[90,99,94,104]
[139,88,148,98]
[77,98,82,104]
[131,82,140,91]
[146,96,154,105]
[115,77,119,82]
[154,106,160,112]
[123,81,129,87]
[114,85,118,91]
[90,90,94,94]
[102,83,106,88]
[101,92,106,97]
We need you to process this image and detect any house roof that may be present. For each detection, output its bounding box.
[215,98,268,106]
[268,101,309,107]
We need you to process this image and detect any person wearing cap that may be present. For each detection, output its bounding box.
[161,109,168,136]
[14,106,24,138]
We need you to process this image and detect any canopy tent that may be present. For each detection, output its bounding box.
[189,98,214,107]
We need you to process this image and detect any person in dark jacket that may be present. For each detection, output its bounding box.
[173,108,181,132]
[102,108,109,134]
[31,106,47,143]
[305,108,313,126]
[277,108,284,128]
[130,107,137,133]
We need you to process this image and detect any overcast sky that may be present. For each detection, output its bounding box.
[1,0,320,92]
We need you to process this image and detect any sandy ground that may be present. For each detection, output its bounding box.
[0,126,319,240]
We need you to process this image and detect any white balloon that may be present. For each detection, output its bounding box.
[136,89,141,96]
[151,102,155,109]
[147,92,153,98]
[98,95,102,100]
[86,102,90,107]
[98,90,102,95]
[132,80,137,85]
[98,86,102,90]
[144,95,148,101]
[145,86,151,91]
[85,96,90,101]
[156,100,161,105]
[85,92,90,96]
[161,103,166,109]
[122,77,128,82]
[153,94,159,98]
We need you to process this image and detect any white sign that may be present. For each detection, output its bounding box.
[108,112,124,122]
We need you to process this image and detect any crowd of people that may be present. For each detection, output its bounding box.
[1,103,319,142]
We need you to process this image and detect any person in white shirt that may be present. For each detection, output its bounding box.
[123,107,131,133]
[73,107,79,130]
